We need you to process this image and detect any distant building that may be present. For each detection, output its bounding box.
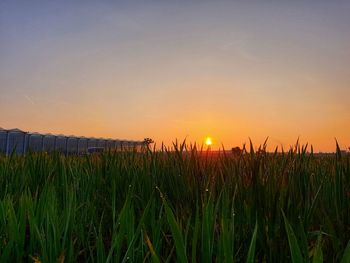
[0,128,26,155]
[0,127,144,155]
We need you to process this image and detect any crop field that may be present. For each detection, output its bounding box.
[0,142,349,262]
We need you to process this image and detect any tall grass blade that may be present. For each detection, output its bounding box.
[340,239,350,263]
[282,210,303,263]
[163,198,188,263]
[312,233,323,263]
[246,220,258,263]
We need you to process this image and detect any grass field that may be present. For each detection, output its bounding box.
[0,142,349,262]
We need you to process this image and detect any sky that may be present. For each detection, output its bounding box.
[1,1,349,151]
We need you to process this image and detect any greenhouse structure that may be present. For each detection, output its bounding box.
[0,128,144,155]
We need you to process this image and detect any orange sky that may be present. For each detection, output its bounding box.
[1,1,349,152]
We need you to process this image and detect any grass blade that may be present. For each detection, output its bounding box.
[340,239,350,263]
[312,233,323,263]
[162,198,187,263]
[246,220,258,263]
[282,210,303,263]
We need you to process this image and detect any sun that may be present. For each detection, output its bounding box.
[205,137,213,146]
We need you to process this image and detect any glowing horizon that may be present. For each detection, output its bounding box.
[1,1,349,152]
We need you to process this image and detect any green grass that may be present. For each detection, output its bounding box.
[0,142,349,262]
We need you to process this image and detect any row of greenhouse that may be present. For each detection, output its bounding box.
[0,128,145,155]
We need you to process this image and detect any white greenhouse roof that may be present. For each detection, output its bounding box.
[0,127,143,144]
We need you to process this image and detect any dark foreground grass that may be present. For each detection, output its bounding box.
[0,142,349,262]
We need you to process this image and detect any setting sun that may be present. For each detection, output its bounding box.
[205,137,213,146]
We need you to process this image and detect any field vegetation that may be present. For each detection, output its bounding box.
[0,141,349,262]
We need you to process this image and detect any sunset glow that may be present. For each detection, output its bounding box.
[0,1,349,152]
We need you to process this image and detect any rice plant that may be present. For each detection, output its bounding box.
[0,142,349,262]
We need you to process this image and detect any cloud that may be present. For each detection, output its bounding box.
[219,35,259,62]
[23,94,35,105]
